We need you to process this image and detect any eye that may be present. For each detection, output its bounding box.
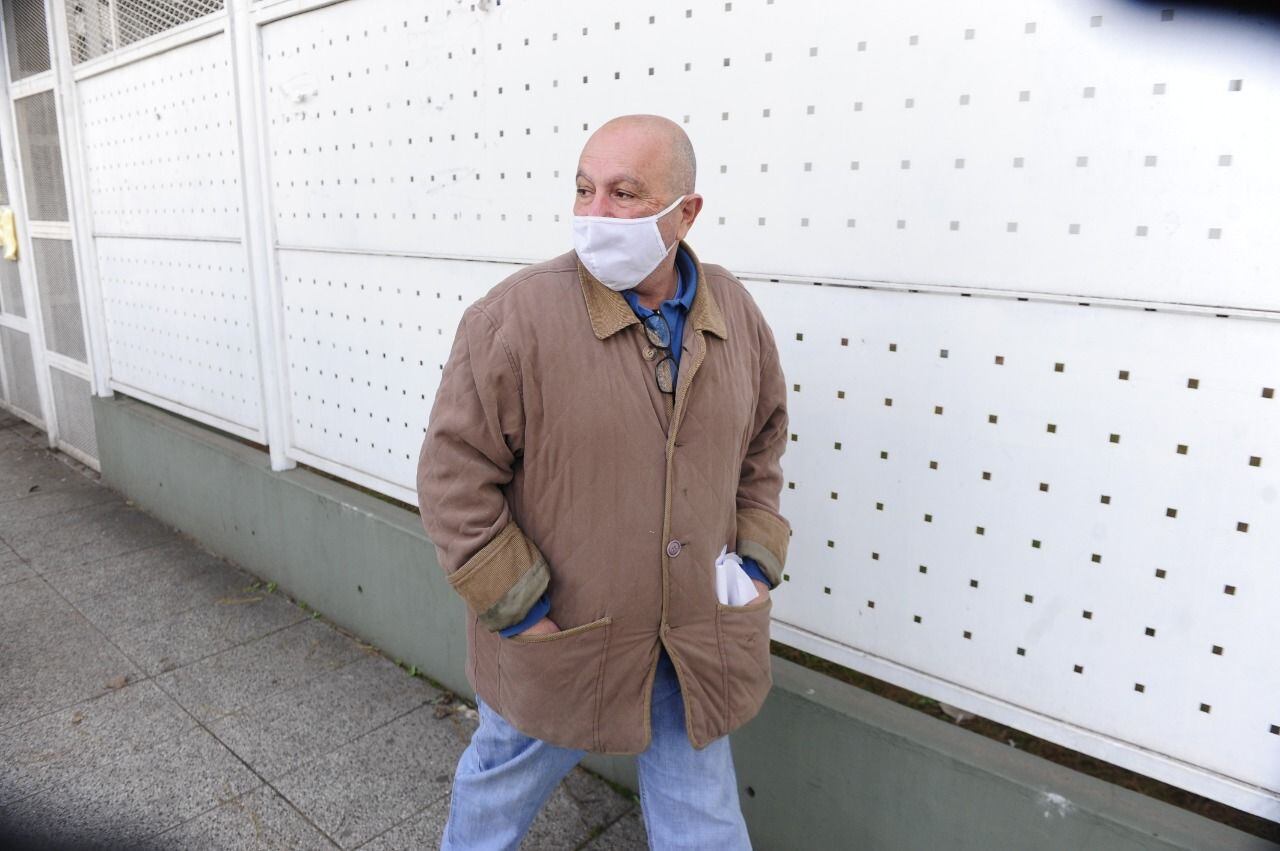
[575,186,591,197]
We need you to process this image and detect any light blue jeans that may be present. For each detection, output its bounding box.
[441,647,752,850]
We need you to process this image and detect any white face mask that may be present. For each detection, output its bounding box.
[572,195,686,291]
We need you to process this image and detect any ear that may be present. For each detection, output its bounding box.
[676,194,704,238]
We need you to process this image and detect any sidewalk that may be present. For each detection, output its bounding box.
[0,409,647,850]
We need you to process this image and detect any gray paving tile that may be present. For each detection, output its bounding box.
[581,807,648,850]
[0,546,34,587]
[41,536,218,601]
[0,578,142,731]
[210,651,435,781]
[2,497,177,574]
[151,784,338,850]
[0,429,25,452]
[354,796,448,851]
[117,591,310,680]
[0,440,99,499]
[1,416,45,442]
[0,480,119,541]
[0,679,195,806]
[45,538,307,677]
[547,767,636,847]
[519,771,635,851]
[0,419,26,446]
[0,539,21,563]
[273,703,469,849]
[155,618,366,724]
[0,724,260,849]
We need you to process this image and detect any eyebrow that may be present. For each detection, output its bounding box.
[576,170,645,188]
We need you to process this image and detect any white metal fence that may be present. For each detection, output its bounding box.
[0,0,1276,821]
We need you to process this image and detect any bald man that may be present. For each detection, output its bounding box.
[418,114,790,849]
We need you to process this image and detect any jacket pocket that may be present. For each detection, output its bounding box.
[497,616,612,750]
[715,595,773,731]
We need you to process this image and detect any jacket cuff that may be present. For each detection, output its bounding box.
[447,520,551,631]
[739,558,772,589]
[499,593,551,637]
[735,507,789,587]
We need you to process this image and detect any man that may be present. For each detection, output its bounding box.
[416,114,790,849]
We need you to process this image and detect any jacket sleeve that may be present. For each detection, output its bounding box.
[416,304,550,631]
[734,319,791,587]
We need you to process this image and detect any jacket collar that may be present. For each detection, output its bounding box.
[577,241,729,342]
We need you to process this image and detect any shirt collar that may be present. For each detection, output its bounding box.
[619,245,697,317]
[577,241,728,341]
[673,245,698,312]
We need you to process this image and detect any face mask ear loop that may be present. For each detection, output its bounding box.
[657,195,687,255]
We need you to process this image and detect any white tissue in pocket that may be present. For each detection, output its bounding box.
[714,546,760,606]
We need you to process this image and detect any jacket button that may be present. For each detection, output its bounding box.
[666,540,682,558]
[643,347,656,360]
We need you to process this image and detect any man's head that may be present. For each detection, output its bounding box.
[574,114,703,245]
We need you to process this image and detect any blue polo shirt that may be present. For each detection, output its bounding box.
[500,247,770,637]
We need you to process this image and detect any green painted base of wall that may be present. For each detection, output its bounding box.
[92,393,1274,851]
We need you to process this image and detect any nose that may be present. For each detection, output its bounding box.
[582,193,616,218]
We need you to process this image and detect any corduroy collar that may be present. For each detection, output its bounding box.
[576,241,728,342]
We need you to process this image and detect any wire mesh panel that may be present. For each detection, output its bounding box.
[14,91,69,222]
[0,325,41,418]
[114,0,222,46]
[48,364,97,458]
[32,237,85,362]
[97,236,260,433]
[0,260,23,316]
[0,134,18,316]
[3,0,52,80]
[64,0,116,65]
[0,138,9,204]
[65,0,226,64]
[259,0,1280,311]
[78,32,241,238]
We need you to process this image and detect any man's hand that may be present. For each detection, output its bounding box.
[751,579,770,602]
[520,616,560,637]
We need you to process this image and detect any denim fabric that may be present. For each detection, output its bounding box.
[441,647,752,850]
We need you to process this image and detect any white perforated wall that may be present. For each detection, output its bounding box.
[76,30,261,437]
[78,33,242,239]
[277,249,516,491]
[260,0,1280,311]
[96,235,260,432]
[748,277,1279,801]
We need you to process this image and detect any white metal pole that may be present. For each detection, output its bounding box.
[228,0,294,471]
[48,0,114,399]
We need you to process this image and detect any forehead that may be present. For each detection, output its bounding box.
[576,126,667,187]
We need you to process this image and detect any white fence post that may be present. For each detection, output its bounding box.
[47,0,113,400]
[228,0,294,471]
